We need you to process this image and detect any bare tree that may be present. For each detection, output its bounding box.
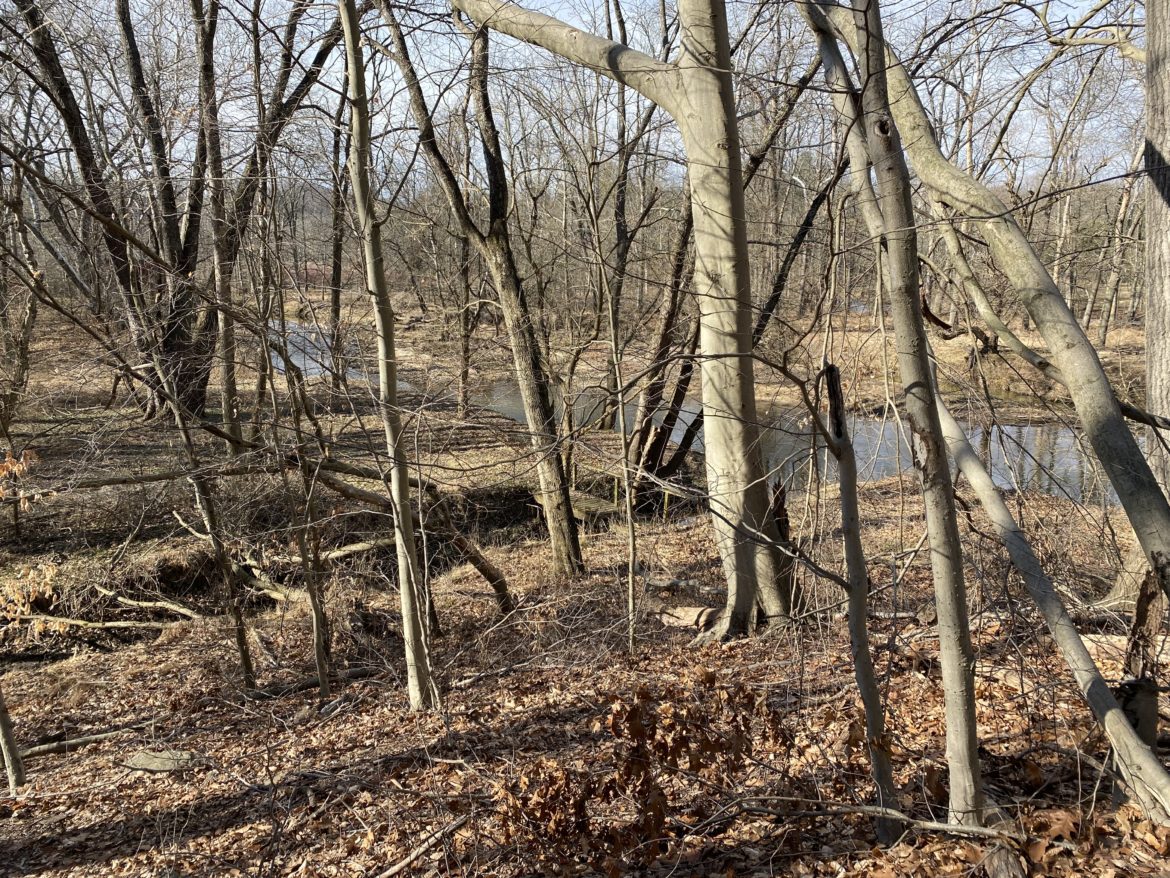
[449,0,798,635]
[339,0,438,710]
[378,4,583,577]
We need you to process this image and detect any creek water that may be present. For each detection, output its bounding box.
[275,321,1118,504]
[478,378,1117,505]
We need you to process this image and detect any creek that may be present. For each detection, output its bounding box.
[276,321,1119,505]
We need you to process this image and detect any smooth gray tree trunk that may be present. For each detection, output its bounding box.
[340,0,437,710]
[451,0,796,635]
[806,2,984,826]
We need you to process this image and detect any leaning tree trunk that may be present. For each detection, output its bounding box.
[816,0,1170,612]
[340,0,437,710]
[853,42,984,830]
[824,364,899,843]
[806,1,984,826]
[935,394,1170,822]
[377,3,583,577]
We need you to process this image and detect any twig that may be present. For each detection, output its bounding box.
[373,814,469,878]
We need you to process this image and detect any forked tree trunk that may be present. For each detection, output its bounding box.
[192,0,241,449]
[339,0,437,710]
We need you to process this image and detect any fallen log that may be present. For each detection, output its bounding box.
[93,585,201,619]
[22,719,155,759]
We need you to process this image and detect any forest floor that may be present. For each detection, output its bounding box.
[1,300,1167,876]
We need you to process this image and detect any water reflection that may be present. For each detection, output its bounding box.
[481,378,1120,505]
[769,416,1118,505]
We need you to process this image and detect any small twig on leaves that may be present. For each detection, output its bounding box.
[372,814,469,878]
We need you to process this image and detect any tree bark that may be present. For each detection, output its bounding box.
[449,0,798,631]
[340,0,437,710]
[1147,0,1170,488]
[807,1,984,825]
[0,684,24,794]
[936,396,1170,823]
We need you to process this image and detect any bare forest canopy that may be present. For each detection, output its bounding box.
[2,0,1170,875]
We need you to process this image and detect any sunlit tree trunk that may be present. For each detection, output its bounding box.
[1148,0,1170,488]
[0,684,24,794]
[378,3,583,577]
[339,0,437,710]
[450,0,797,635]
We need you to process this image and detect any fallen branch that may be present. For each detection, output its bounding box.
[244,666,379,701]
[93,585,201,620]
[22,719,155,759]
[740,801,1024,842]
[15,614,170,631]
[650,604,719,629]
[3,462,285,506]
[373,814,470,878]
[283,538,397,565]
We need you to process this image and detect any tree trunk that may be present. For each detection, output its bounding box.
[825,364,899,843]
[673,0,793,635]
[447,0,798,629]
[807,1,984,825]
[329,79,351,394]
[0,684,24,794]
[1147,0,1170,488]
[340,0,437,710]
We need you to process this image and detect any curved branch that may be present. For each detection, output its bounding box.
[450,0,681,112]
